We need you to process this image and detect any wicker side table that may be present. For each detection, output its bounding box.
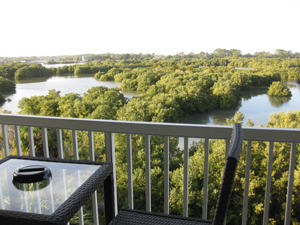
[0,156,114,225]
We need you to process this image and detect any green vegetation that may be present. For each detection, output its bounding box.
[1,49,300,224]
[44,60,74,64]
[12,85,300,224]
[0,76,15,103]
[18,87,127,119]
[168,111,300,225]
[1,48,300,83]
[1,48,300,64]
[0,62,29,79]
[44,60,59,64]
[14,63,53,79]
[268,81,292,97]
[0,76,15,93]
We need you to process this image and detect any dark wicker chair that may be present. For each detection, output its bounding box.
[110,123,243,225]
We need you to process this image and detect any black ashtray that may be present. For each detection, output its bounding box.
[12,165,52,190]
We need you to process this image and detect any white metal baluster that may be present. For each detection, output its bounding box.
[16,124,29,212]
[202,138,209,219]
[28,126,35,156]
[56,129,69,225]
[21,183,29,212]
[126,134,134,209]
[56,129,63,159]
[14,125,29,211]
[145,135,151,212]
[0,178,4,209]
[72,130,84,225]
[164,136,169,214]
[72,130,79,159]
[105,132,118,216]
[15,125,22,156]
[76,169,84,225]
[263,142,274,225]
[183,137,189,217]
[42,128,49,158]
[47,181,55,214]
[28,126,41,213]
[88,131,95,161]
[1,124,9,156]
[34,183,42,213]
[42,128,54,213]
[242,141,252,225]
[62,168,69,225]
[284,142,297,225]
[88,131,99,225]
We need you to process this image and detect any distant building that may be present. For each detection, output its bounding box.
[153,55,166,59]
[82,56,86,62]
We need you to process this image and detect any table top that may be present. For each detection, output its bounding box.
[0,155,113,225]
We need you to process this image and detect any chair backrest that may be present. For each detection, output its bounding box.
[212,123,243,225]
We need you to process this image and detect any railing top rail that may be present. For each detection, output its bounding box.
[0,114,299,143]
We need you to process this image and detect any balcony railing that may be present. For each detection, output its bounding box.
[0,114,299,225]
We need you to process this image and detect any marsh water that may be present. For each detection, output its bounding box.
[1,75,299,127]
[0,74,137,114]
[181,81,300,126]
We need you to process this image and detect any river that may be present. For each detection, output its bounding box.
[1,74,299,127]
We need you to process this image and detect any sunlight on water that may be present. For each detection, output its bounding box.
[1,75,136,114]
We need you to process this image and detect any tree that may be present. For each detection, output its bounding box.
[213,48,228,58]
[228,49,241,58]
[211,79,240,109]
[274,49,292,57]
[230,73,252,90]
[267,81,292,97]
[0,76,15,93]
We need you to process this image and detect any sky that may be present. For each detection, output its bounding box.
[1,0,299,57]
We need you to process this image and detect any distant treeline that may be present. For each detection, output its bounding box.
[1,48,300,63]
[1,49,300,80]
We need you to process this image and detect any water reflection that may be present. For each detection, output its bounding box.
[241,87,268,100]
[283,80,300,90]
[181,81,300,126]
[268,96,292,107]
[287,83,297,89]
[15,76,51,84]
[14,74,94,84]
[180,102,241,125]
